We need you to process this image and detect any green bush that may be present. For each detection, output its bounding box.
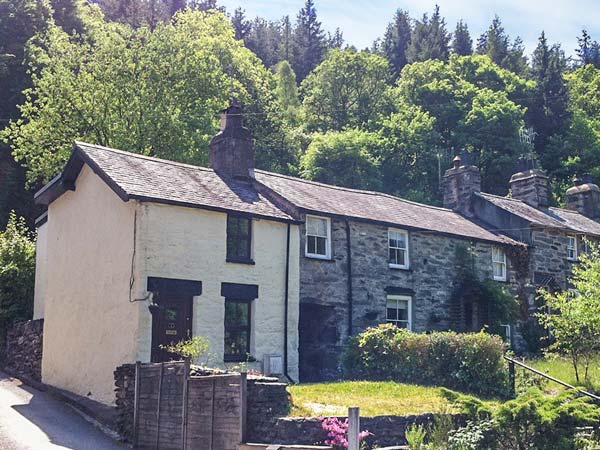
[342,324,510,397]
[444,388,600,450]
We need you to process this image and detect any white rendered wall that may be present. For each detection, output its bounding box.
[33,221,48,320]
[136,203,300,381]
[41,165,139,405]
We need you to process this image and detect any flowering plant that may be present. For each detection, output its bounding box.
[321,417,372,449]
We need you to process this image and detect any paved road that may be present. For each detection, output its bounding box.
[0,372,125,450]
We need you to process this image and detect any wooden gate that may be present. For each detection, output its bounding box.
[133,361,247,450]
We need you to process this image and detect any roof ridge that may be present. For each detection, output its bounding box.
[548,206,582,215]
[477,191,524,203]
[256,169,458,214]
[75,141,215,173]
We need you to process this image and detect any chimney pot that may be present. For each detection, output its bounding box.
[566,174,600,219]
[453,155,461,169]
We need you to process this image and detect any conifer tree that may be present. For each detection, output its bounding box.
[528,32,570,173]
[291,0,326,81]
[231,7,250,41]
[576,29,600,68]
[452,20,472,56]
[274,61,300,123]
[405,5,450,63]
[245,17,282,69]
[477,15,526,74]
[381,9,412,79]
[278,15,293,62]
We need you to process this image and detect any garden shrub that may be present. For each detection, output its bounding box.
[443,388,600,450]
[343,324,509,397]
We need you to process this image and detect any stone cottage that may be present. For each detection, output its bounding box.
[32,104,600,400]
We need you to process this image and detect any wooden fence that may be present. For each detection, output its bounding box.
[133,361,247,450]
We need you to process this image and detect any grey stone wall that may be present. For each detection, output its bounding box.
[255,414,464,447]
[299,216,517,381]
[4,319,44,381]
[530,228,571,292]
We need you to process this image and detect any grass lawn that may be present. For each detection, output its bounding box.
[288,381,456,417]
[525,355,600,392]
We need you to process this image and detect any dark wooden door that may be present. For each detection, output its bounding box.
[151,295,193,362]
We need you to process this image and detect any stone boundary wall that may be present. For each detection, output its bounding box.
[259,414,464,448]
[114,363,292,443]
[4,319,44,381]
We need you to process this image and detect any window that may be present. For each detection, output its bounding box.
[227,215,252,263]
[224,299,251,362]
[492,247,507,281]
[386,295,412,330]
[305,215,331,259]
[567,235,578,261]
[388,229,409,269]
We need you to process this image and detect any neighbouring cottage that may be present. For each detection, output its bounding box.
[32,104,600,401]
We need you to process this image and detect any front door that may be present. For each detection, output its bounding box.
[151,295,193,362]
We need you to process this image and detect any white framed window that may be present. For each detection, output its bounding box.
[388,229,409,269]
[492,246,507,281]
[567,235,578,261]
[386,295,412,330]
[305,215,331,259]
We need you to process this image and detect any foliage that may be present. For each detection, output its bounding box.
[449,244,519,334]
[447,419,495,450]
[405,424,427,450]
[452,20,472,56]
[0,212,36,345]
[320,417,371,450]
[291,0,326,82]
[342,324,510,397]
[476,15,527,75]
[300,129,381,190]
[405,5,450,64]
[274,60,300,124]
[301,48,393,132]
[443,388,600,450]
[381,9,412,79]
[3,9,296,184]
[162,336,210,363]
[537,243,600,383]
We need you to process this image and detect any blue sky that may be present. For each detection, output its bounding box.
[218,0,600,57]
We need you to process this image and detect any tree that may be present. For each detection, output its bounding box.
[0,212,36,345]
[277,15,293,62]
[231,7,250,41]
[576,29,600,68]
[405,5,450,63]
[381,9,412,79]
[3,9,297,184]
[327,27,344,49]
[452,20,472,56]
[245,17,282,68]
[300,129,381,190]
[396,55,533,195]
[300,48,393,131]
[291,0,326,81]
[274,61,300,123]
[527,32,570,174]
[538,243,600,383]
[476,15,527,74]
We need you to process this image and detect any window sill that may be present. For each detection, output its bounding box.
[389,264,410,271]
[224,355,256,363]
[226,257,255,265]
[566,258,579,263]
[493,277,507,282]
[305,254,333,261]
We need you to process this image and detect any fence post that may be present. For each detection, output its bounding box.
[155,362,164,450]
[133,361,141,449]
[182,359,190,450]
[509,360,516,397]
[240,371,248,444]
[348,407,360,450]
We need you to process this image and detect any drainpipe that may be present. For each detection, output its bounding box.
[345,220,353,337]
[283,223,294,383]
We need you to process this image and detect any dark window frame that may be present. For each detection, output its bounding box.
[226,214,254,264]
[224,298,251,362]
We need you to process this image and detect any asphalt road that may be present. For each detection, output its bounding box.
[0,372,125,450]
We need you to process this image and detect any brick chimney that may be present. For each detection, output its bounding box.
[566,174,600,219]
[209,102,255,179]
[509,158,549,209]
[442,154,481,216]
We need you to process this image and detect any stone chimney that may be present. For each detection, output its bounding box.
[209,102,255,179]
[442,154,481,216]
[566,174,600,219]
[509,158,549,209]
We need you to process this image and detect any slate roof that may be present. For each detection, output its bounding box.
[255,171,517,245]
[35,142,295,222]
[476,192,600,237]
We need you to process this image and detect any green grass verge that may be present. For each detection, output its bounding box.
[288,381,457,417]
[525,355,600,393]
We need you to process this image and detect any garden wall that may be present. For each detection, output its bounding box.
[4,319,44,381]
